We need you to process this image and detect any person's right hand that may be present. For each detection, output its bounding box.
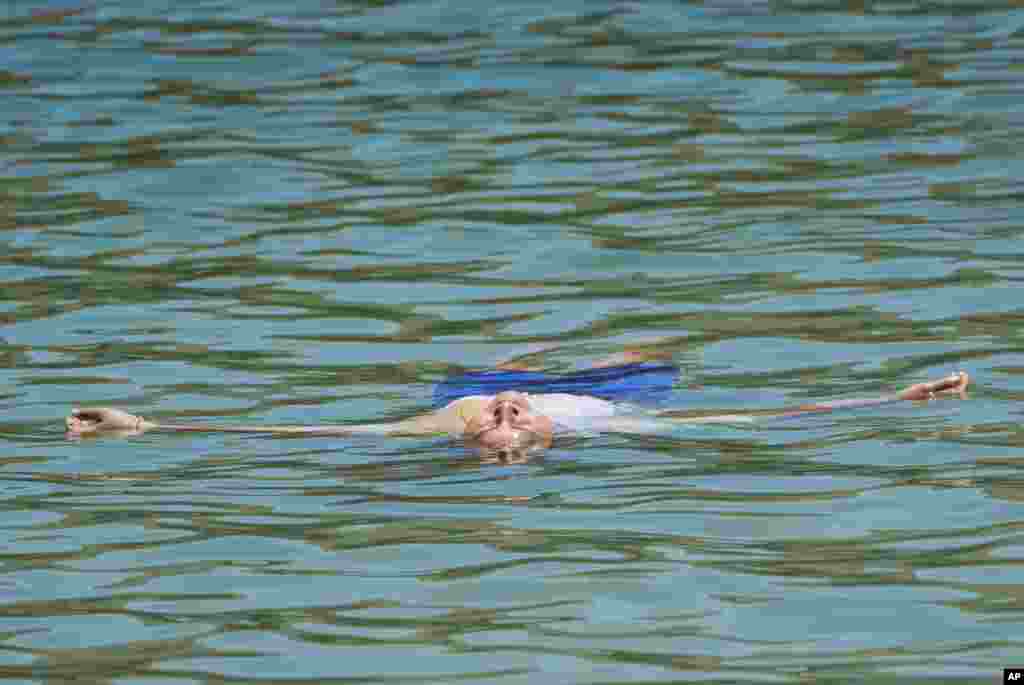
[66,408,149,437]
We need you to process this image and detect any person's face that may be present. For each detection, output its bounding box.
[465,391,553,457]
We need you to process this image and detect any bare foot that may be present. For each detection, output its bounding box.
[66,408,149,437]
[898,372,970,401]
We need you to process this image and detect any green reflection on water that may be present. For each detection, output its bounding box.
[1,0,1023,682]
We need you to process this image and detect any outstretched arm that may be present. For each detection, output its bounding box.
[777,371,969,417]
[65,400,479,438]
[659,371,970,424]
[66,408,386,437]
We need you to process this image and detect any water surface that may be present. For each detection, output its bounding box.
[2,0,1024,682]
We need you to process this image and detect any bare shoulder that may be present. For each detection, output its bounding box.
[447,396,490,435]
[388,396,490,436]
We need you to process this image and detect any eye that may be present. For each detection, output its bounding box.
[493,409,501,422]
[511,406,519,417]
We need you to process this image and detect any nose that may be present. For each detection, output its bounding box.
[492,401,520,426]
[479,416,517,449]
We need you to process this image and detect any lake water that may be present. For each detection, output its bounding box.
[2,0,1024,682]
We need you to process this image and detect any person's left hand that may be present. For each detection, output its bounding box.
[66,407,148,437]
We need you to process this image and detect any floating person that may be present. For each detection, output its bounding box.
[65,355,970,461]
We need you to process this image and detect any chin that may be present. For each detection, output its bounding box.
[479,445,536,464]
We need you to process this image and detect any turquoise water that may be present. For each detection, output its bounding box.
[2,0,1024,681]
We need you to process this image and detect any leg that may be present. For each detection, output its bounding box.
[591,348,674,368]
[592,340,675,368]
[494,344,559,371]
[497,339,675,372]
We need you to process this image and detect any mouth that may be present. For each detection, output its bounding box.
[471,421,541,449]
[473,426,530,443]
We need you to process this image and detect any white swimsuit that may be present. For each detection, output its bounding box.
[523,393,674,435]
[524,393,618,433]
